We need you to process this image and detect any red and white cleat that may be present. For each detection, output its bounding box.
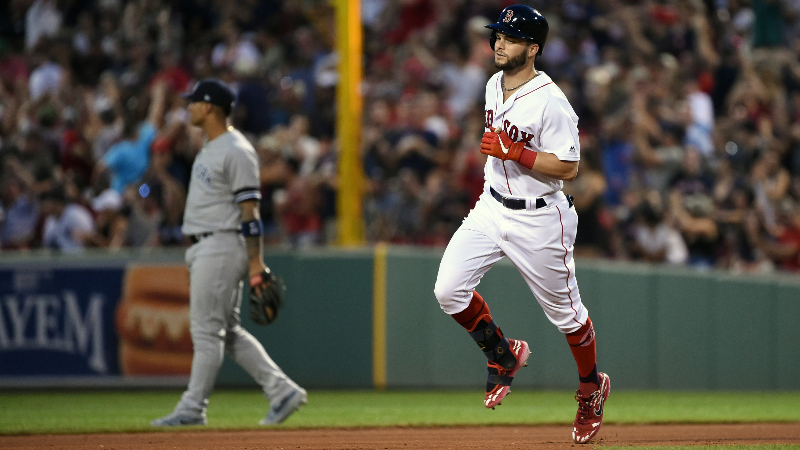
[484,339,530,409]
[572,372,610,444]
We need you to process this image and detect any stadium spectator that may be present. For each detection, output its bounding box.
[121,180,163,248]
[90,188,127,249]
[0,176,39,250]
[39,184,94,253]
[1,0,800,274]
[211,20,260,71]
[28,45,65,102]
[0,38,28,92]
[669,189,720,269]
[93,81,167,194]
[232,59,272,135]
[770,200,800,271]
[142,136,186,246]
[630,195,688,265]
[25,0,62,51]
[276,161,321,248]
[564,136,611,258]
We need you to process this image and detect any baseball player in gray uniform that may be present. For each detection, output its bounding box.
[151,79,307,427]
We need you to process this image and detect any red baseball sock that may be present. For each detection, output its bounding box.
[566,318,598,395]
[451,291,517,370]
[451,291,491,332]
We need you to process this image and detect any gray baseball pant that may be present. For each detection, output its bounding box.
[174,232,299,416]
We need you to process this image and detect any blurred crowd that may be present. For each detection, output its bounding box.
[2,0,800,273]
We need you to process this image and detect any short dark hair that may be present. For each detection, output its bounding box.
[40,184,67,203]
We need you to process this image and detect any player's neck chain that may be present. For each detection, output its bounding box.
[502,72,538,91]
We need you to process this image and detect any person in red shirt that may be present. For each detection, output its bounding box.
[151,48,191,94]
[774,204,800,271]
[0,39,29,92]
[750,201,800,272]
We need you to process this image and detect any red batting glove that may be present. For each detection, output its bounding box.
[480,129,538,169]
[480,129,524,162]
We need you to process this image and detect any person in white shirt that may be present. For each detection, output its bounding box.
[40,185,94,253]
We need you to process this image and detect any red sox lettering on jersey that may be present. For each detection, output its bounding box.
[483,71,580,198]
[484,111,536,149]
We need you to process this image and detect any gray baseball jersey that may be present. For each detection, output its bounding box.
[162,125,304,422]
[182,127,262,236]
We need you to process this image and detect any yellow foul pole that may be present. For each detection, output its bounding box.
[335,0,364,245]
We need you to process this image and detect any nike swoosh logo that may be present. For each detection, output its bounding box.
[499,140,509,154]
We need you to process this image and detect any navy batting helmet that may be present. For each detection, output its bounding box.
[486,5,548,56]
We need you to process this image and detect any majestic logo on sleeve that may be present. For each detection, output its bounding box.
[503,10,513,22]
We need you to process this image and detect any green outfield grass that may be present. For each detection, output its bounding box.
[0,389,798,435]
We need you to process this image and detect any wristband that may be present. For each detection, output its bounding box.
[518,149,538,170]
[242,220,264,237]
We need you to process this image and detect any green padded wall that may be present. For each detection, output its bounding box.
[713,275,777,389]
[218,249,374,388]
[383,251,800,391]
[578,262,656,389]
[776,281,800,389]
[653,270,715,389]
[2,247,798,390]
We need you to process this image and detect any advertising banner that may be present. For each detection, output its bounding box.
[0,266,125,376]
[115,265,192,376]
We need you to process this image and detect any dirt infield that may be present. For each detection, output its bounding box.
[1,423,799,449]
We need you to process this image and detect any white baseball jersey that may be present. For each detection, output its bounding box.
[434,70,588,334]
[182,127,262,236]
[483,71,580,198]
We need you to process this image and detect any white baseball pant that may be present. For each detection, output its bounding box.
[434,190,588,334]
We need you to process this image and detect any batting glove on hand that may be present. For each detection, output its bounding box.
[480,129,525,162]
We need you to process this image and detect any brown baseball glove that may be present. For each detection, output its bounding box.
[248,269,285,325]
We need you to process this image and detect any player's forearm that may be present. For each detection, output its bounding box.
[530,152,579,181]
[245,235,263,265]
[147,82,167,126]
[239,200,264,265]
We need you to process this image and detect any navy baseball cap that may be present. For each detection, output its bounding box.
[180,79,235,116]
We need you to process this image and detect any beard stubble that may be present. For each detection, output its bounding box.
[495,51,528,71]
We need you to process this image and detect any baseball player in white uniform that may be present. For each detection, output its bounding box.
[433,6,610,444]
[151,79,306,427]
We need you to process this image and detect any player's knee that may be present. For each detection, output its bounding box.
[433,278,452,305]
[190,323,226,342]
[433,278,469,313]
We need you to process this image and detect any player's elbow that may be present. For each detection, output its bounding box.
[560,162,579,181]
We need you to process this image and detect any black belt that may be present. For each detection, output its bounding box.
[490,187,546,210]
[189,232,213,244]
